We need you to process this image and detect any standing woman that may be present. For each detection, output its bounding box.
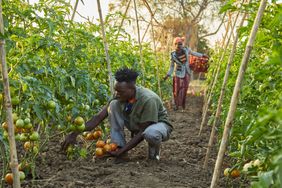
[164,37,207,111]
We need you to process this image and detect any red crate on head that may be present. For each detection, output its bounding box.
[189,55,209,73]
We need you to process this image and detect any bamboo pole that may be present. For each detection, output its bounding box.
[116,0,132,38]
[204,16,230,104]
[71,0,79,21]
[202,62,217,113]
[204,10,247,169]
[210,0,267,187]
[0,0,21,187]
[133,0,145,81]
[202,63,217,111]
[96,0,114,94]
[141,22,151,43]
[164,34,174,107]
[150,16,161,98]
[202,16,229,112]
[199,13,234,136]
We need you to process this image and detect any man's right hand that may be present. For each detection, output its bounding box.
[61,132,79,151]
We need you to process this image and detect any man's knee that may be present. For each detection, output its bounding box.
[143,128,162,145]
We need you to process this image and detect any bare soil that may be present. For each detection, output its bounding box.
[1,94,244,188]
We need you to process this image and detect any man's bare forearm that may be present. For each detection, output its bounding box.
[116,131,144,155]
[116,122,153,156]
[85,105,108,131]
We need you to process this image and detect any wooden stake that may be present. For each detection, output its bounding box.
[210,0,267,187]
[141,22,152,43]
[150,16,161,98]
[116,0,132,38]
[71,0,79,21]
[202,64,217,113]
[0,0,21,187]
[204,9,247,169]
[96,0,114,94]
[199,13,234,136]
[133,0,145,81]
[202,16,229,113]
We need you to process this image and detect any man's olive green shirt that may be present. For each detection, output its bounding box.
[118,86,172,132]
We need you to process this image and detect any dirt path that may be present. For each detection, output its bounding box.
[1,93,234,188]
[18,94,225,188]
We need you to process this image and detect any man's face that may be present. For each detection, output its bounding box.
[114,81,135,102]
[175,41,183,50]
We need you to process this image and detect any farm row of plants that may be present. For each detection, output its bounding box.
[206,1,281,187]
[0,0,172,184]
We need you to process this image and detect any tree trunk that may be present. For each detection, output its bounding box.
[184,23,197,50]
[189,24,199,51]
[0,0,21,187]
[210,0,267,187]
[97,0,114,94]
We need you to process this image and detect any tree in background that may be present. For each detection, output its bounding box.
[108,0,225,53]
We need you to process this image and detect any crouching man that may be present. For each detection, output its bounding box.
[62,67,173,163]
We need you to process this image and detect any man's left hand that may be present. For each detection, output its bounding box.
[107,150,121,157]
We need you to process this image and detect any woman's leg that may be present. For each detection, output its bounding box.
[173,76,179,110]
[182,74,190,110]
[177,75,188,110]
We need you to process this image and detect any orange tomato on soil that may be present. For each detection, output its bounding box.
[24,141,32,151]
[96,140,105,148]
[2,122,8,131]
[110,143,118,151]
[93,131,102,139]
[5,173,13,185]
[230,169,240,178]
[103,144,112,152]
[95,148,104,157]
[85,133,94,140]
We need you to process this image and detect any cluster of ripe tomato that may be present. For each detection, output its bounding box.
[81,128,118,157]
[189,56,209,73]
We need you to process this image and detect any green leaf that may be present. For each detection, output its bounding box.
[70,76,75,87]
[251,171,274,188]
[219,0,236,13]
[79,148,87,158]
[33,104,44,120]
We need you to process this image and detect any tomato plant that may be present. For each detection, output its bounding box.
[206,1,282,186]
[0,0,172,181]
